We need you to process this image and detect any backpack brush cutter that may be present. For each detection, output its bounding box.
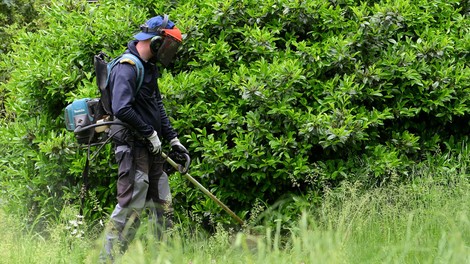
[66,51,244,225]
[72,121,244,226]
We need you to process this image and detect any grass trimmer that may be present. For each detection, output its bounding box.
[71,118,243,225]
[161,152,244,226]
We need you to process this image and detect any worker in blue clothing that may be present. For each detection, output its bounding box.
[100,14,188,261]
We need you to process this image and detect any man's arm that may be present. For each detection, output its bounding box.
[110,63,154,137]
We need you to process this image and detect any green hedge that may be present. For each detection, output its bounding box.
[0,0,469,230]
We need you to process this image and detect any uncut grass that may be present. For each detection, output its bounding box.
[323,179,470,264]
[115,176,469,263]
[0,210,92,264]
[1,177,468,263]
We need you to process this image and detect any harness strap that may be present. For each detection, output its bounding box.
[80,137,92,216]
[106,53,144,97]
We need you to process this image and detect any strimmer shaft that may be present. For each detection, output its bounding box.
[161,152,244,225]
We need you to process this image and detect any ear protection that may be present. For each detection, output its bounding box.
[139,14,169,54]
[151,15,169,54]
[150,36,163,54]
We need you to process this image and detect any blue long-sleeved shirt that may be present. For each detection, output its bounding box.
[109,40,177,141]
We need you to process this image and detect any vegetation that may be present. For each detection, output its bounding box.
[0,166,468,263]
[0,0,469,251]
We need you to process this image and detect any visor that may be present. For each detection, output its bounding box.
[157,27,183,66]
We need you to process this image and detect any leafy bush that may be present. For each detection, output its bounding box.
[163,0,470,224]
[0,0,150,228]
[0,0,469,230]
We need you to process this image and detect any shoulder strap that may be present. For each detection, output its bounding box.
[106,53,145,95]
[119,53,144,94]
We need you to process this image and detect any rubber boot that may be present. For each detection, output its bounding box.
[99,220,124,263]
[119,213,141,253]
[99,212,141,263]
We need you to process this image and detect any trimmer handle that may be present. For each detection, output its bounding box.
[161,151,191,175]
[177,153,191,174]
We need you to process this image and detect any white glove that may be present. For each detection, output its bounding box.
[147,131,162,154]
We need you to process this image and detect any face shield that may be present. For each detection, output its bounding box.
[156,28,183,67]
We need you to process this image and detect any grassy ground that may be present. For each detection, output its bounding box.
[0,175,468,264]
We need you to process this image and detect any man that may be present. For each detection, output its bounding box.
[101,14,188,260]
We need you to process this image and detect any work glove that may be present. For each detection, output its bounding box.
[170,137,189,154]
[163,151,188,175]
[147,130,162,154]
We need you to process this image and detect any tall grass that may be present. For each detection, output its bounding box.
[320,180,470,264]
[1,170,468,263]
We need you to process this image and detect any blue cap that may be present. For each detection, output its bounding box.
[134,15,176,41]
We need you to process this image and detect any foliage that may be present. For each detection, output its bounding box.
[0,0,48,115]
[0,169,468,263]
[162,0,470,226]
[0,0,150,228]
[0,0,42,55]
[0,0,469,231]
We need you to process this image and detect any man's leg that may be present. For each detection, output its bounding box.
[101,145,150,261]
[146,155,173,238]
[102,205,141,261]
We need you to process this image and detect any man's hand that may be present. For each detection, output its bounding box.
[170,137,188,154]
[147,131,162,154]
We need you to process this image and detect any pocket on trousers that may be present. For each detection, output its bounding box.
[115,145,134,206]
